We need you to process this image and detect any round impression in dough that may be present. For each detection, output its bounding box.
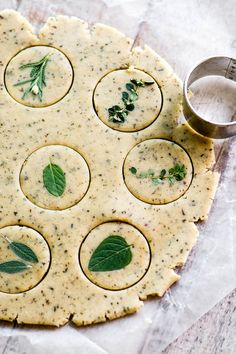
[79,221,151,290]
[5,45,73,107]
[0,225,50,294]
[123,139,193,205]
[20,145,90,210]
[93,68,162,132]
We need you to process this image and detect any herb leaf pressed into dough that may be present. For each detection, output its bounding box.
[0,260,31,274]
[9,241,38,263]
[43,161,66,197]
[88,235,132,272]
[14,53,52,101]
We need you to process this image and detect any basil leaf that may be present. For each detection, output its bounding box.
[0,260,30,273]
[159,169,166,179]
[88,235,132,272]
[43,162,66,197]
[9,242,38,263]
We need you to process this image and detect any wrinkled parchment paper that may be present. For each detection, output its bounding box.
[0,0,235,353]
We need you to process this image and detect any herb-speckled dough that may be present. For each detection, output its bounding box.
[0,10,219,326]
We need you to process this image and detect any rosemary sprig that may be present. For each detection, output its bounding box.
[129,164,187,186]
[108,78,154,123]
[14,52,53,101]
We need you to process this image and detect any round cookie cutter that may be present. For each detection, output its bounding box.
[183,56,236,139]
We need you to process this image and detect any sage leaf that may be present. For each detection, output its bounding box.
[43,161,66,197]
[9,242,38,263]
[0,260,30,274]
[88,235,132,272]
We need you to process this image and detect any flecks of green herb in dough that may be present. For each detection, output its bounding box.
[88,235,132,272]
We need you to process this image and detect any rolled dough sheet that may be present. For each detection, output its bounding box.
[0,10,219,326]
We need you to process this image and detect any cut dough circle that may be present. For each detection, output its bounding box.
[0,225,50,294]
[20,145,90,210]
[79,222,151,290]
[124,139,193,204]
[93,68,162,132]
[5,45,73,107]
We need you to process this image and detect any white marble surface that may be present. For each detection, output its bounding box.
[0,1,235,353]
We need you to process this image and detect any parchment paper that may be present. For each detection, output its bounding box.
[0,0,235,353]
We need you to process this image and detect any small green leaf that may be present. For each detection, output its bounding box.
[147,169,155,176]
[168,176,175,185]
[88,235,132,272]
[152,178,163,185]
[159,169,166,179]
[122,92,129,100]
[131,79,154,87]
[0,260,30,274]
[126,83,135,92]
[43,161,66,197]
[139,171,149,178]
[143,81,155,86]
[129,167,137,175]
[108,107,116,115]
[129,91,138,101]
[126,103,135,111]
[113,105,122,111]
[9,242,38,263]
[130,79,144,87]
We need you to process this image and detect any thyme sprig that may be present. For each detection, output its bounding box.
[14,52,53,101]
[108,78,154,123]
[129,164,187,186]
